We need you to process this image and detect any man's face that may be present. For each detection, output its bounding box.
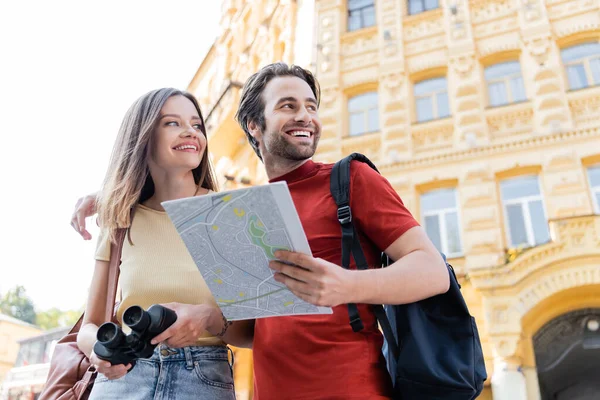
[251,76,321,162]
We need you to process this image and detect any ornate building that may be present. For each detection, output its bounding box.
[189,0,600,399]
[187,1,316,398]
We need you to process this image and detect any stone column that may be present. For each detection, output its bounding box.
[523,366,542,400]
[491,358,527,400]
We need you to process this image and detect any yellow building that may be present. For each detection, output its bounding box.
[0,314,41,390]
[189,0,600,399]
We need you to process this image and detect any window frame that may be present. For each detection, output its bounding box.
[588,165,600,214]
[420,188,464,258]
[484,61,527,107]
[500,175,550,249]
[347,0,376,32]
[347,91,380,136]
[413,77,450,123]
[408,0,439,15]
[561,42,600,91]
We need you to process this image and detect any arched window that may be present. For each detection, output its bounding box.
[561,42,600,90]
[348,92,379,136]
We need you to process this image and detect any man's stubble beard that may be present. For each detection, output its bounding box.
[263,129,319,162]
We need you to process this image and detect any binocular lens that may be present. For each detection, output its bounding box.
[97,323,124,348]
[123,305,150,331]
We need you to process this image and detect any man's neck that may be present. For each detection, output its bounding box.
[263,156,311,181]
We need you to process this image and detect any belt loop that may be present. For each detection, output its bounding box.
[184,346,194,370]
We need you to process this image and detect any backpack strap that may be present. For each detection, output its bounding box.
[329,153,400,358]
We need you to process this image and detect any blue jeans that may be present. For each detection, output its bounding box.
[89,345,236,400]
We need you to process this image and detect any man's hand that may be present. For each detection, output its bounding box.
[269,250,356,307]
[70,193,99,240]
[150,303,222,348]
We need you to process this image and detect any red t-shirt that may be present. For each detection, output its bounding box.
[252,160,420,400]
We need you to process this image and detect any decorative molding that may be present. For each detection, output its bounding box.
[549,0,600,22]
[478,39,522,58]
[486,103,534,140]
[450,53,477,77]
[470,0,516,24]
[407,51,449,74]
[411,119,454,153]
[469,215,600,290]
[515,265,600,317]
[543,150,579,171]
[378,126,600,173]
[403,9,444,42]
[569,92,600,128]
[490,335,522,359]
[523,34,553,64]
[341,133,382,156]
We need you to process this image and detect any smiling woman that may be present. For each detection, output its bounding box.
[59,88,249,400]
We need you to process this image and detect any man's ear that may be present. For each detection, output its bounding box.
[248,120,261,142]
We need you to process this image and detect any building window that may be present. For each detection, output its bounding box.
[408,0,439,15]
[348,0,376,31]
[485,61,527,107]
[561,42,600,90]
[500,176,550,248]
[588,165,600,214]
[348,92,379,136]
[421,188,463,257]
[414,77,450,122]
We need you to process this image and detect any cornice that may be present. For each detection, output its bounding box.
[468,215,600,289]
[379,126,600,173]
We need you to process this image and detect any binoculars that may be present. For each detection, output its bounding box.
[93,304,177,369]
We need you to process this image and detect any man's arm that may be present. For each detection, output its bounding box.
[270,226,449,307]
[70,193,99,240]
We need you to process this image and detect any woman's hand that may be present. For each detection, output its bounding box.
[150,303,222,348]
[89,351,131,380]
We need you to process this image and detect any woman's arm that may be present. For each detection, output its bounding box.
[149,303,255,349]
[213,316,255,349]
[77,259,131,379]
[77,259,110,358]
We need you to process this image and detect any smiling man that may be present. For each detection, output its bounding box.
[70,64,450,400]
[234,63,450,400]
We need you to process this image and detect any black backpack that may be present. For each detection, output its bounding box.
[329,153,487,400]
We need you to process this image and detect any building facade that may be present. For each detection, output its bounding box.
[0,314,41,390]
[190,0,600,399]
[0,327,67,400]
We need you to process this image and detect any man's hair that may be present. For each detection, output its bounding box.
[235,62,321,160]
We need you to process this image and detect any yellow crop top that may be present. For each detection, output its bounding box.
[95,203,223,346]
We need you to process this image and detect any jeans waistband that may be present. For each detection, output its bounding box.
[151,345,229,365]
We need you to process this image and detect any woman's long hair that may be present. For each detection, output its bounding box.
[97,88,218,243]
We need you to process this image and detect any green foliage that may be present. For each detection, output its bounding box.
[0,285,37,324]
[36,307,82,330]
[1,285,83,329]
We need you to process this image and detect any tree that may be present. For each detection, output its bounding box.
[0,285,37,324]
[36,307,82,330]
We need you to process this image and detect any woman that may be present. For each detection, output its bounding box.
[77,88,252,400]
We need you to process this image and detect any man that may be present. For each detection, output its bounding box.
[71,63,449,399]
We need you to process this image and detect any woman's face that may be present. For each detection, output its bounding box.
[149,95,207,174]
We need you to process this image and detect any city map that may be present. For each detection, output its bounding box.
[162,182,332,320]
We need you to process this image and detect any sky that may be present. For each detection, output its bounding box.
[0,0,222,312]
